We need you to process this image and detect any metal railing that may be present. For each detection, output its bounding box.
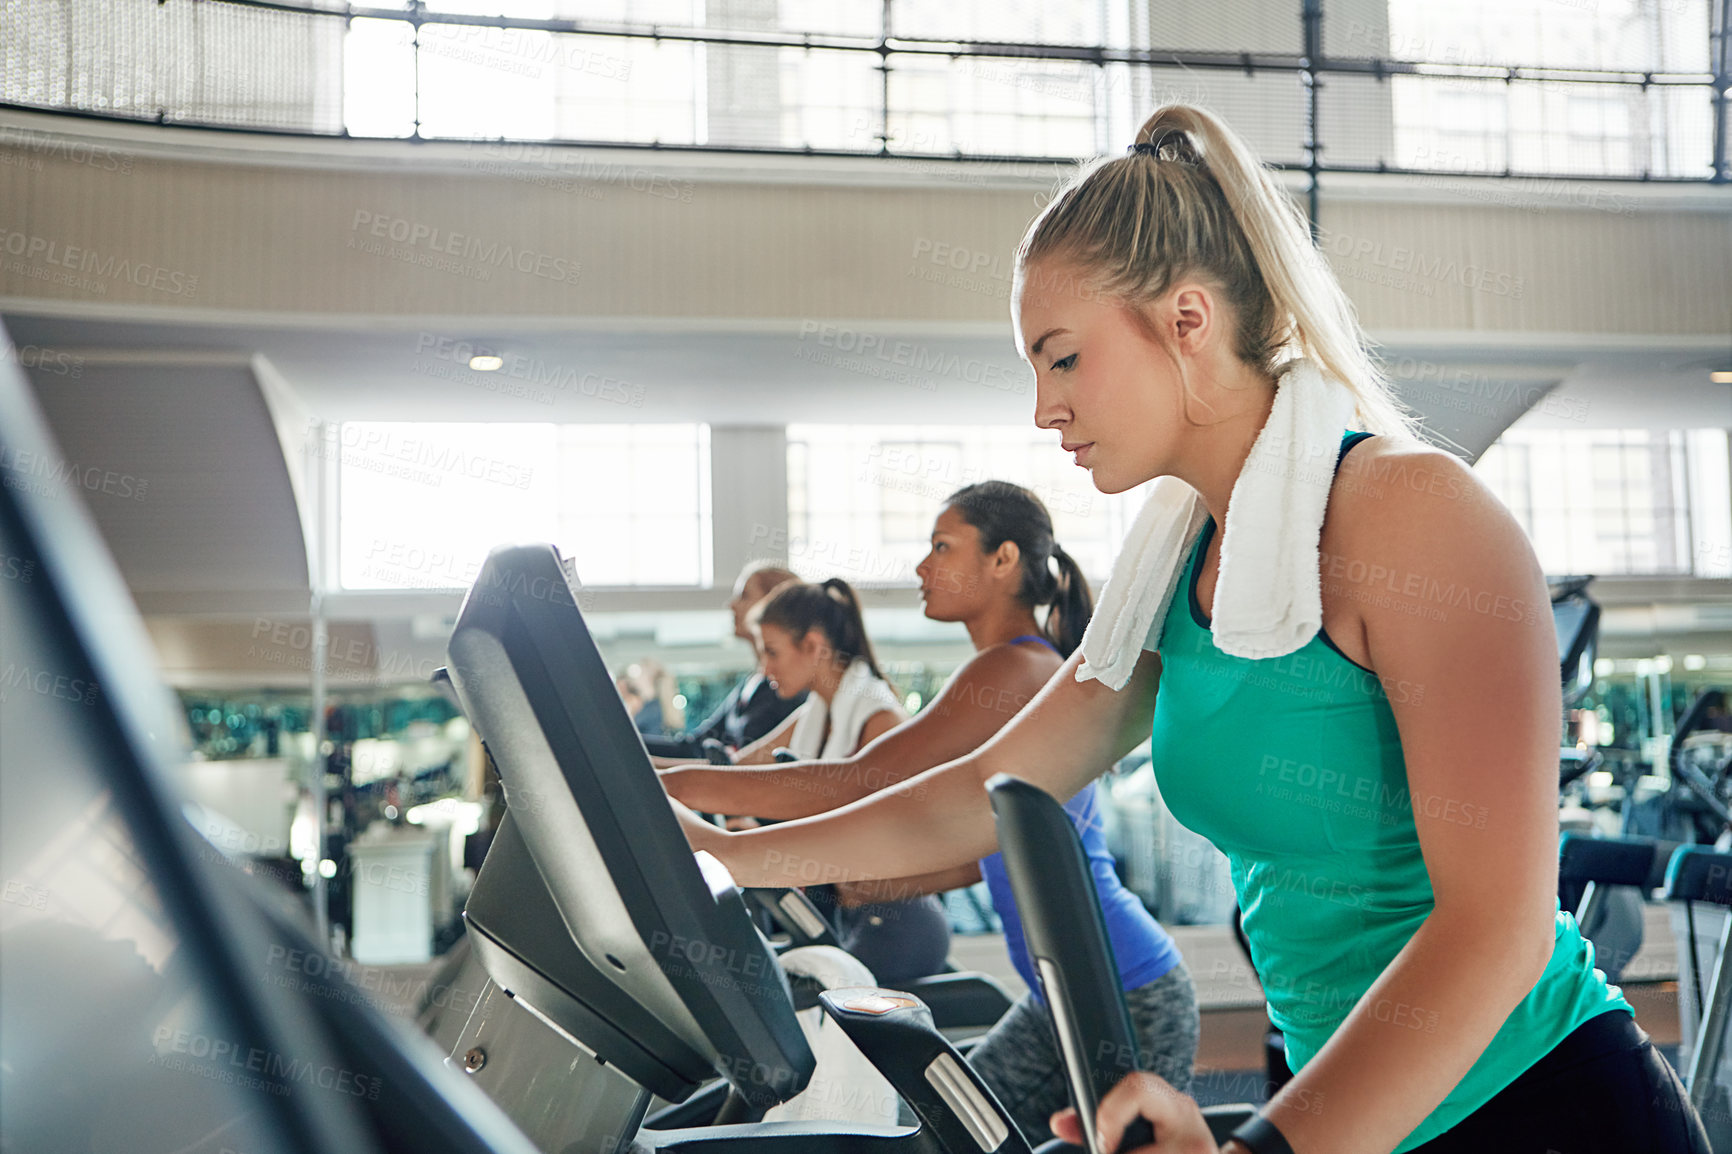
[2,0,1727,191]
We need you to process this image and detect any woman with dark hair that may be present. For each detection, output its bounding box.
[644,561,808,763]
[729,576,907,764]
[663,482,1198,1145]
[711,574,951,987]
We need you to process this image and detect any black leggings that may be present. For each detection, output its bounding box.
[1411,1010,1710,1153]
[802,885,952,987]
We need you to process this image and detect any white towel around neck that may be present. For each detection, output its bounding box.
[1076,358,1359,690]
[786,657,909,759]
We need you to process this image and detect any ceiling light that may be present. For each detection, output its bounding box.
[1710,371,1732,385]
[469,354,504,372]
[1684,654,1707,671]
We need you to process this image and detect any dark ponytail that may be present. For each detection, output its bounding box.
[1045,544,1093,659]
[756,576,888,683]
[945,481,1096,657]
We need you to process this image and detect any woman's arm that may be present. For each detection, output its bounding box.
[835,861,985,907]
[680,646,1163,889]
[851,707,903,755]
[661,645,1054,819]
[729,711,801,766]
[1255,444,1563,1154]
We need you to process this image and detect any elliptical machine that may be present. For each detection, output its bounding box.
[1548,577,1732,1144]
[1552,575,1657,984]
[435,544,1057,1154]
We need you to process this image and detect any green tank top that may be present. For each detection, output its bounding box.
[1146,440,1632,1152]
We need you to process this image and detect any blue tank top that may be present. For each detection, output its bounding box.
[976,634,1182,1002]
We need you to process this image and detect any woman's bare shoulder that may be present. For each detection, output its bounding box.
[1324,435,1545,631]
[1330,437,1511,545]
[930,640,1061,717]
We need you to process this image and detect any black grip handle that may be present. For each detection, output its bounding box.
[820,987,1031,1154]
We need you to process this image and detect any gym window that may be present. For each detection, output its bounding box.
[1386,0,1712,179]
[785,424,1151,586]
[1476,428,1732,577]
[334,421,711,590]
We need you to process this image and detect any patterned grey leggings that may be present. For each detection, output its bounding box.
[964,959,1201,1146]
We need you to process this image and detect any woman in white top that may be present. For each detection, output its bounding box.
[730,576,949,985]
[732,577,908,762]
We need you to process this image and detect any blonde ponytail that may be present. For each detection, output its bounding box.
[1017,104,1417,440]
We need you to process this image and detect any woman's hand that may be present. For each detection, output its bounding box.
[1049,1072,1219,1154]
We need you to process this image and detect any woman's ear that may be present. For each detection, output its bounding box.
[1167,282,1215,351]
[798,629,827,661]
[993,539,1022,581]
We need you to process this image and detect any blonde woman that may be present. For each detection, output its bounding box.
[674,105,1706,1154]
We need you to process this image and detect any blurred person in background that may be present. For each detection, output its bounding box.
[645,561,807,762]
